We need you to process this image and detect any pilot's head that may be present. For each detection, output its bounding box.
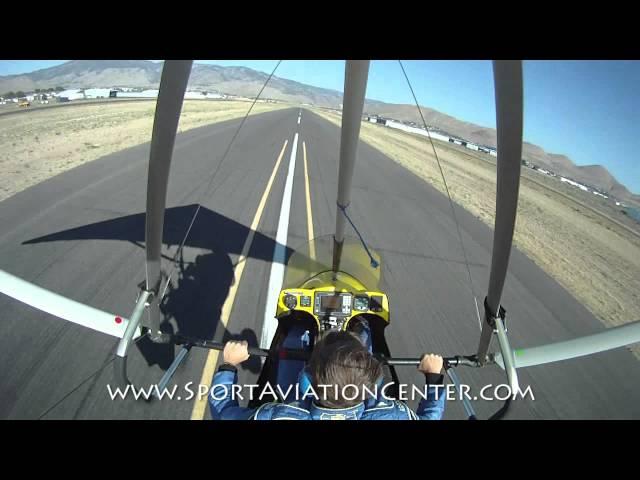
[307,330,382,409]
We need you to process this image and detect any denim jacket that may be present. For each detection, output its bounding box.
[208,367,446,420]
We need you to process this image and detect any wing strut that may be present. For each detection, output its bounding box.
[143,60,193,341]
[332,60,370,274]
[475,61,523,378]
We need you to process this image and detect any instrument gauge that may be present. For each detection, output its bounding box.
[300,295,311,307]
[284,294,297,310]
[354,296,369,311]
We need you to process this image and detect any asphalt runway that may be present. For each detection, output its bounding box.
[1,107,638,419]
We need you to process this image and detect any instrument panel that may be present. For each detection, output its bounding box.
[277,287,389,331]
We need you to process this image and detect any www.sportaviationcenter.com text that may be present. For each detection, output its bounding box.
[106,382,535,402]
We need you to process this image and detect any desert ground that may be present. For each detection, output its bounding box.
[0,99,287,203]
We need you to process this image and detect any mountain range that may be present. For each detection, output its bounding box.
[1,60,637,203]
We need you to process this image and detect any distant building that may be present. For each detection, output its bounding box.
[384,119,451,142]
[364,117,500,154]
[57,89,85,101]
[118,89,160,98]
[560,177,589,192]
[182,90,225,100]
[82,88,118,99]
[84,88,112,99]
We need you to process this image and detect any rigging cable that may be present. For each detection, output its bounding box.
[159,61,283,300]
[37,333,149,420]
[338,202,379,268]
[398,60,482,330]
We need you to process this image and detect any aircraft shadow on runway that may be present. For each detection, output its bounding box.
[23,204,295,375]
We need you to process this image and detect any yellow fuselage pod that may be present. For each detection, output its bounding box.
[276,271,389,330]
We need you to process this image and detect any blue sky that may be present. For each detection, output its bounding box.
[1,59,638,193]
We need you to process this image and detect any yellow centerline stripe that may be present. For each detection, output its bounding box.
[190,139,289,420]
[303,141,316,260]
